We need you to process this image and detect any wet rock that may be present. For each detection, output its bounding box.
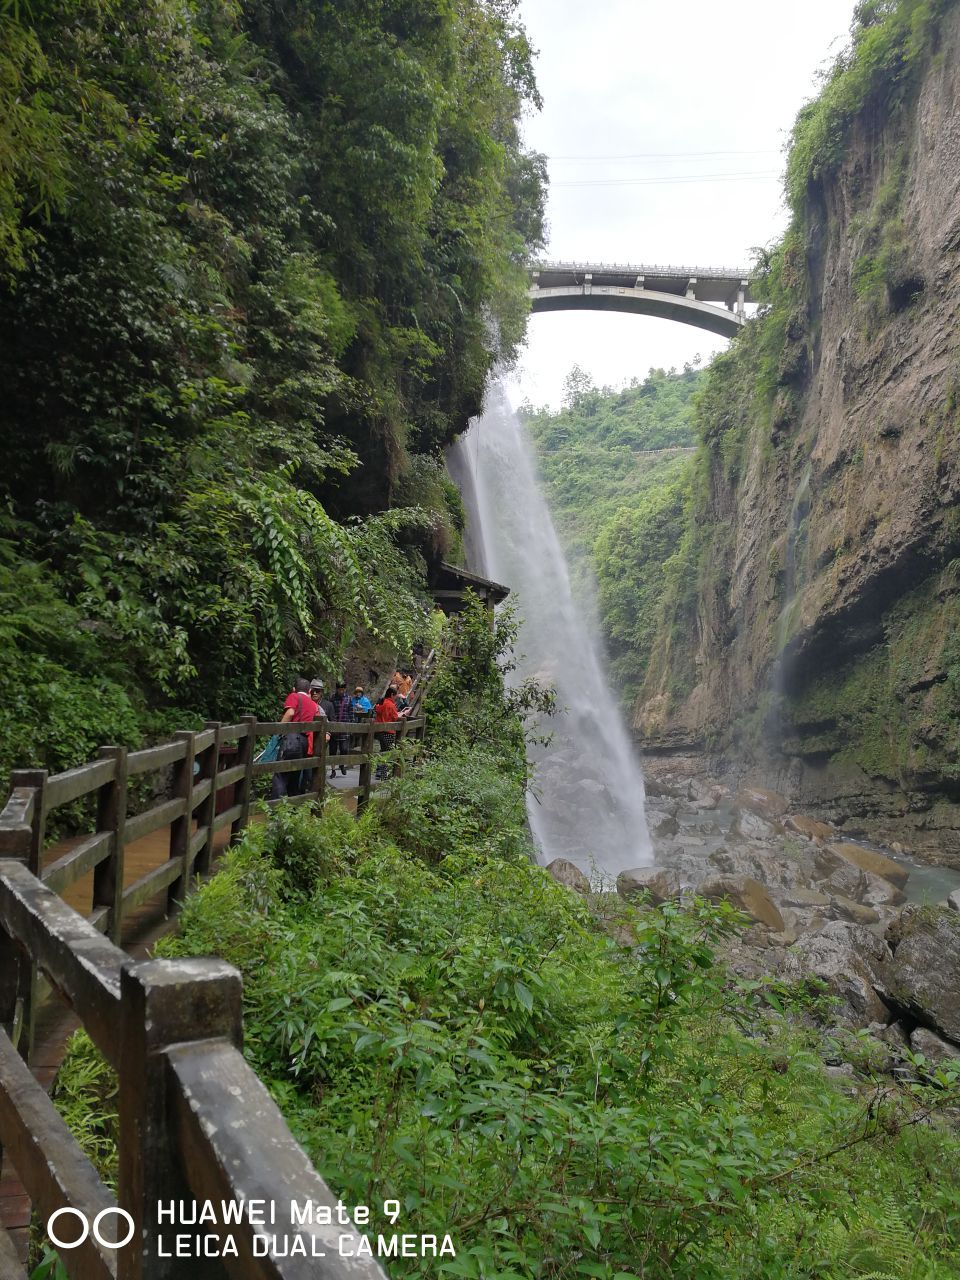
[698,875,785,931]
[653,813,680,837]
[735,786,789,820]
[616,866,683,905]
[784,814,835,842]
[731,808,780,841]
[546,858,591,895]
[880,906,960,1042]
[781,921,891,1027]
[831,896,881,926]
[825,841,909,890]
[910,1026,960,1066]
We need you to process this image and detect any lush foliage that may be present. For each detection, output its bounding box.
[0,0,546,779]
[786,0,952,215]
[58,796,960,1278]
[522,367,701,704]
[50,619,960,1278]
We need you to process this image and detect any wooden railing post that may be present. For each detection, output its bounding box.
[93,745,127,944]
[195,721,222,878]
[0,785,39,1066]
[233,716,257,840]
[118,957,242,1280]
[357,721,374,814]
[310,719,328,802]
[6,769,46,1060]
[167,732,195,913]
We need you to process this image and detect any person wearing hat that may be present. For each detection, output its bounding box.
[351,684,373,717]
[329,680,354,777]
[309,678,336,722]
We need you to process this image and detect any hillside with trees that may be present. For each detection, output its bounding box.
[523,366,701,704]
[0,0,545,779]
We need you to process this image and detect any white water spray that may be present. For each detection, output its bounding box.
[449,385,652,881]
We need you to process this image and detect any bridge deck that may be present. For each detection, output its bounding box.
[529,259,754,308]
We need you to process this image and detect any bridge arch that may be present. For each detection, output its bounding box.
[527,261,753,339]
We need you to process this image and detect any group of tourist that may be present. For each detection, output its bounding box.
[269,667,418,798]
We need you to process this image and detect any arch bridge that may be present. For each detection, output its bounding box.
[528,260,755,337]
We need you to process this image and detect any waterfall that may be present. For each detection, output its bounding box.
[448,385,653,882]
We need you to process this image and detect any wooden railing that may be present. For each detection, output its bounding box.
[0,712,426,1278]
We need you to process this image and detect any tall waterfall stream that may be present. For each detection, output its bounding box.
[448,386,652,882]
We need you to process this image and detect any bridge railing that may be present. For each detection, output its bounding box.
[0,712,425,1277]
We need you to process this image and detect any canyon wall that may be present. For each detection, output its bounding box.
[636,2,960,865]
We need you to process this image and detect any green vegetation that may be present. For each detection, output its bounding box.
[783,575,960,783]
[786,0,951,216]
[0,0,546,783]
[522,367,701,705]
[52,611,960,1277]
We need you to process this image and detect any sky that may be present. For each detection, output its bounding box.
[508,0,858,408]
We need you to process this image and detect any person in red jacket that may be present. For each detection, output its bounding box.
[373,685,409,780]
[272,678,320,799]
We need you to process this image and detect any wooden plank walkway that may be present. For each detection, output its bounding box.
[0,820,234,1266]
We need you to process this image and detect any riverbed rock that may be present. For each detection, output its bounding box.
[910,1026,960,1065]
[817,858,868,902]
[736,786,789,820]
[778,886,832,909]
[546,858,591,895]
[825,841,909,890]
[782,922,891,1026]
[830,896,881,926]
[947,889,960,912]
[731,808,780,841]
[698,875,785,931]
[784,814,835,842]
[880,906,960,1042]
[616,866,683,904]
[653,813,680,837]
[859,869,907,909]
[708,847,811,894]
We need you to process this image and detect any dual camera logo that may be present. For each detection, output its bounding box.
[46,1208,135,1251]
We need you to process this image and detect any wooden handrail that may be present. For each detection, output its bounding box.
[0,701,434,1277]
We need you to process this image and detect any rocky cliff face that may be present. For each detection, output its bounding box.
[636,3,960,866]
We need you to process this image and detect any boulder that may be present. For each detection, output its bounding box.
[735,786,789,820]
[778,886,831,909]
[880,906,960,1042]
[859,870,907,909]
[825,841,909,890]
[781,921,891,1026]
[653,813,680,838]
[709,847,810,893]
[546,858,591,895]
[947,889,960,913]
[616,866,683,905]
[784,814,835,842]
[869,1020,909,1052]
[698,876,785,931]
[831,896,881,926]
[731,808,780,841]
[818,859,868,902]
[910,1026,960,1066]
